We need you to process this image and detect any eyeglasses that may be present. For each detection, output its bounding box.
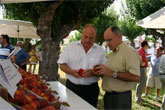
[105,38,113,42]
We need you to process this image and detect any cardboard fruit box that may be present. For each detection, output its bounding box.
[0,86,8,101]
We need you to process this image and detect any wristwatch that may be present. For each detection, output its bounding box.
[113,72,117,78]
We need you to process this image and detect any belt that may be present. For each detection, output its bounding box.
[106,90,131,95]
[66,79,98,87]
[159,73,165,75]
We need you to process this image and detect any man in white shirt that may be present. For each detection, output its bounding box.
[57,24,106,107]
[159,54,165,110]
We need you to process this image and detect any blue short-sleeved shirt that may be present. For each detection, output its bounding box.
[16,48,30,65]
[0,44,14,59]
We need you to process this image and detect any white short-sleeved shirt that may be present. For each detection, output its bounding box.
[58,40,106,85]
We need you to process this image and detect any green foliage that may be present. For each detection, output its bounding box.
[145,35,158,48]
[119,1,143,47]
[10,38,17,46]
[93,6,119,45]
[4,1,113,27]
[69,31,81,42]
[126,0,165,20]
[125,0,165,49]
[120,16,143,40]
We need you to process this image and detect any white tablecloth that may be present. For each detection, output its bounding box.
[47,81,97,110]
[0,97,16,110]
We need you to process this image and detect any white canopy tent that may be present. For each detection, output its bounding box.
[0,19,40,39]
[136,6,165,29]
[0,0,55,3]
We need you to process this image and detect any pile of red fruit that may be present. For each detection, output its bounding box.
[18,68,56,102]
[9,88,56,110]
[8,68,69,110]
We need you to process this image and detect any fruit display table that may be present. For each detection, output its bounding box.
[0,96,16,110]
[47,81,97,110]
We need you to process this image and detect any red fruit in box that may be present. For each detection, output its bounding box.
[78,68,84,76]
[41,93,50,101]
[32,87,43,95]
[23,94,33,104]
[29,93,37,101]
[40,99,49,107]
[30,102,38,110]
[42,106,55,110]
[22,104,37,110]
[14,95,24,105]
[33,100,41,109]
[50,98,56,102]
[93,65,100,72]
[41,84,48,91]
[8,97,15,103]
[32,82,41,87]
[14,89,24,96]
[22,104,31,109]
[19,79,24,84]
[49,93,56,102]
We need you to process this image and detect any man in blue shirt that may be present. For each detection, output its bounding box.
[143,47,163,101]
[13,41,30,70]
[0,34,14,59]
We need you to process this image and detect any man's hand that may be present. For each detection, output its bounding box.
[82,69,93,78]
[95,64,113,77]
[71,69,81,78]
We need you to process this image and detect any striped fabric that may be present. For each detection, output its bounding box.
[0,44,14,59]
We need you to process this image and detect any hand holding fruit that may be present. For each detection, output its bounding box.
[81,69,93,78]
[93,64,113,76]
[71,69,81,78]
[78,68,84,76]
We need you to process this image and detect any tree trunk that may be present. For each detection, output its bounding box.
[130,39,135,48]
[39,38,60,81]
[36,0,81,81]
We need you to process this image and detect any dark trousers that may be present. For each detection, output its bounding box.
[66,79,99,107]
[104,91,132,110]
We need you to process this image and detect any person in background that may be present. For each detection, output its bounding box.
[142,47,163,101]
[13,41,30,70]
[0,34,14,59]
[159,54,165,110]
[28,49,38,73]
[93,26,140,109]
[58,24,106,107]
[135,40,149,103]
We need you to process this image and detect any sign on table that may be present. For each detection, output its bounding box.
[0,60,22,98]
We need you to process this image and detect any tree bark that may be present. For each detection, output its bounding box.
[39,38,60,81]
[36,1,64,81]
[36,0,82,81]
[130,39,135,48]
